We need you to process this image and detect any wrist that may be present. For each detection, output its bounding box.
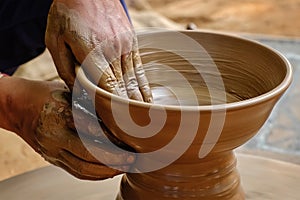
[0,73,12,131]
[0,77,45,145]
[0,77,30,133]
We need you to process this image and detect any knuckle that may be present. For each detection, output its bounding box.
[76,163,84,174]
[75,163,90,176]
[125,77,139,91]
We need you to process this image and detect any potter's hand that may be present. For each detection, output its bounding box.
[0,77,135,180]
[45,0,153,102]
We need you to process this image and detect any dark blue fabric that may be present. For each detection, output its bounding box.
[120,0,131,22]
[0,0,53,75]
[0,0,130,75]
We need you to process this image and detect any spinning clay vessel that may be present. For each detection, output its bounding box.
[77,30,292,200]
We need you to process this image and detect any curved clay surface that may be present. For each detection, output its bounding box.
[77,30,292,199]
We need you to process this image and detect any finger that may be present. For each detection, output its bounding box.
[71,105,132,149]
[37,128,135,166]
[46,34,76,90]
[36,130,100,164]
[97,122,136,152]
[69,103,106,138]
[121,52,143,101]
[39,125,136,165]
[80,53,126,97]
[66,96,136,154]
[73,42,125,97]
[38,139,129,180]
[56,158,121,181]
[66,135,135,166]
[110,59,128,98]
[38,149,111,180]
[56,160,105,180]
[132,49,153,103]
[59,150,127,179]
[35,144,59,165]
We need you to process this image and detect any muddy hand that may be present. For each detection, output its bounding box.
[45,0,153,102]
[35,87,135,180]
[0,77,135,180]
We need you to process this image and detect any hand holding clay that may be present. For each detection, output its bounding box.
[0,77,135,180]
[45,0,153,102]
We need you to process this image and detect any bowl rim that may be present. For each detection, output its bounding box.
[77,30,293,112]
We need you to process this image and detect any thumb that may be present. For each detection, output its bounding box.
[46,34,76,90]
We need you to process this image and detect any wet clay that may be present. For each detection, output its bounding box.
[35,90,74,164]
[77,30,292,199]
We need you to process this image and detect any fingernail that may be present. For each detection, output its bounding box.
[130,92,143,101]
[146,97,153,103]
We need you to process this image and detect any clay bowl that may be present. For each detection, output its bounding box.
[76,30,292,200]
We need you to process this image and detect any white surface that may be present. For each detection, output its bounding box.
[0,166,121,200]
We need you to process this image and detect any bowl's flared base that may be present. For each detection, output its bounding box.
[117,151,245,200]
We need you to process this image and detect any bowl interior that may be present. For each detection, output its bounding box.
[136,31,289,107]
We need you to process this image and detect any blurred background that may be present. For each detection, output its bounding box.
[131,0,300,37]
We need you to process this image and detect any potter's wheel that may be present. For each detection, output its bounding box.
[1,154,299,200]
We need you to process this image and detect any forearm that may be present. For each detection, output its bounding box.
[0,76,48,146]
[0,76,22,133]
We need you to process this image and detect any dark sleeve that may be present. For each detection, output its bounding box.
[120,0,131,22]
[0,0,53,75]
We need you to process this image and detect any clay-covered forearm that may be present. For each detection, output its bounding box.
[0,77,55,146]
